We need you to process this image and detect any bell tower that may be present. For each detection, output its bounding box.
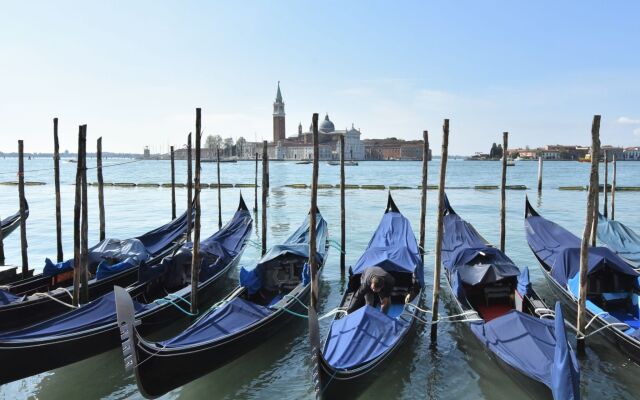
[273,81,286,142]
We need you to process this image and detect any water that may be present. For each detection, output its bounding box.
[0,158,639,399]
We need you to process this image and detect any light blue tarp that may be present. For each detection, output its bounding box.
[597,213,640,267]
[322,305,408,370]
[517,266,532,297]
[525,213,638,287]
[351,211,424,285]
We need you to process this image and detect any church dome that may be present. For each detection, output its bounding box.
[319,113,335,133]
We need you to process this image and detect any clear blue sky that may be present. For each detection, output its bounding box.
[1,1,639,155]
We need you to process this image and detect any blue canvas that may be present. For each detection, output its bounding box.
[551,302,581,400]
[598,213,640,267]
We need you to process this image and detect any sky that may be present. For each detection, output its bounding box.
[1,1,639,155]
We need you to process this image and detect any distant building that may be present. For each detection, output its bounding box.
[363,138,431,160]
[624,147,640,160]
[273,81,286,143]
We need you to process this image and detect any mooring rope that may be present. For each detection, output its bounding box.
[32,292,78,309]
[153,295,198,317]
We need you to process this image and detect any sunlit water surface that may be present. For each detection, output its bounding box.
[0,158,638,399]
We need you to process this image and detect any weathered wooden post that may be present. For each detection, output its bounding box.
[500,132,508,252]
[419,130,429,263]
[18,140,28,275]
[187,133,193,242]
[590,150,600,247]
[611,155,617,220]
[310,113,320,309]
[603,151,608,218]
[80,126,89,303]
[217,146,222,230]
[170,145,176,220]
[430,119,449,342]
[261,141,268,256]
[97,137,105,241]
[190,109,202,314]
[54,118,63,262]
[339,134,346,274]
[577,115,601,355]
[72,126,84,307]
[254,152,258,212]
[537,156,543,193]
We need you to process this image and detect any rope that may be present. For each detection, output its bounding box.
[153,296,198,317]
[0,158,143,177]
[327,239,345,255]
[319,367,339,397]
[32,292,78,309]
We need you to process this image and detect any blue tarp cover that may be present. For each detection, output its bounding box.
[442,211,520,286]
[0,292,149,341]
[96,257,137,281]
[0,289,24,306]
[351,211,424,285]
[43,258,73,277]
[323,305,408,370]
[240,213,327,291]
[598,213,640,267]
[525,214,638,286]
[140,207,252,285]
[470,309,579,395]
[551,302,581,400]
[161,297,272,348]
[517,266,532,297]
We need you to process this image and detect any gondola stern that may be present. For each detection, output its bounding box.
[443,192,455,215]
[524,196,539,218]
[237,192,249,211]
[385,192,400,213]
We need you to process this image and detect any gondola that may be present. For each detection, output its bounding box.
[1,200,29,239]
[316,194,423,399]
[0,205,194,331]
[0,195,252,385]
[525,198,640,364]
[597,213,640,268]
[442,196,579,399]
[115,209,329,398]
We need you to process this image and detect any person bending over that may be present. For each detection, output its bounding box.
[348,266,395,314]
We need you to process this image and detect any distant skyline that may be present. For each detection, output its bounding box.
[1,1,639,155]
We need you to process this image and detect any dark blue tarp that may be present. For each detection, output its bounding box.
[0,292,149,341]
[351,211,424,285]
[139,207,252,285]
[470,309,579,395]
[442,210,520,286]
[323,305,408,370]
[0,289,24,306]
[43,258,73,277]
[597,213,640,267]
[240,212,327,291]
[96,257,137,281]
[551,302,581,400]
[525,214,638,286]
[160,297,272,348]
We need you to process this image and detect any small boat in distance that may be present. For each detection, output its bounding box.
[327,160,358,166]
[506,160,516,166]
[296,160,312,164]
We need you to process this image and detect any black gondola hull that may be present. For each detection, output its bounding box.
[0,250,243,385]
[135,287,311,398]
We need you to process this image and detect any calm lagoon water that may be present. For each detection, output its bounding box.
[0,158,639,399]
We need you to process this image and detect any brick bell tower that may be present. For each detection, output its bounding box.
[273,81,286,142]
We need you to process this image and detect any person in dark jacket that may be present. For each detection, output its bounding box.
[348,266,395,314]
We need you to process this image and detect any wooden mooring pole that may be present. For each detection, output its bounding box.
[603,151,608,219]
[97,137,105,241]
[577,115,601,356]
[190,108,202,314]
[170,145,176,220]
[261,141,268,256]
[54,118,63,262]
[430,119,449,343]
[537,156,543,193]
[419,130,429,263]
[611,155,616,220]
[72,127,84,307]
[18,140,28,275]
[80,126,89,303]
[217,146,222,230]
[310,113,319,309]
[339,134,346,274]
[187,133,193,242]
[254,152,258,212]
[500,132,508,252]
